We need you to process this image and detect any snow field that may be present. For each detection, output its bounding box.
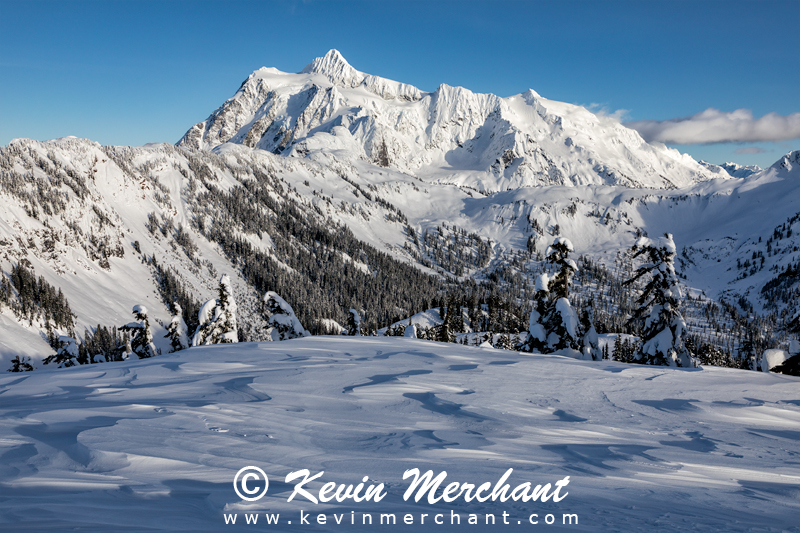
[1,336,798,531]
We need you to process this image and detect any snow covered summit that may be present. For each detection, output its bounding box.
[178,50,723,191]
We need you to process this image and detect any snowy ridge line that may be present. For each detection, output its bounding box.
[178,49,723,191]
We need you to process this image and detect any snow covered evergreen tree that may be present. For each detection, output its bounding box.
[165,302,189,352]
[495,332,513,350]
[519,273,549,353]
[624,233,695,367]
[385,324,405,336]
[580,300,600,361]
[262,291,310,341]
[346,308,362,336]
[192,275,238,346]
[404,323,417,338]
[43,335,81,367]
[213,274,238,343]
[542,238,580,355]
[546,238,577,299]
[120,305,158,359]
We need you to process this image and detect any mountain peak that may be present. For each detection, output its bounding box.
[772,150,800,173]
[301,49,363,88]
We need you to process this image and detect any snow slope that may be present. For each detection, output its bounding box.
[1,138,798,366]
[0,337,798,531]
[178,50,722,191]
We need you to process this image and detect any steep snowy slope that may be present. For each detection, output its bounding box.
[0,337,798,531]
[178,50,722,191]
[1,135,797,366]
[0,136,456,365]
[0,138,260,362]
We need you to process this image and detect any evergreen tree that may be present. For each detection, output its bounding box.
[580,300,600,361]
[624,233,695,367]
[165,302,189,352]
[124,336,133,359]
[542,238,580,354]
[385,324,405,336]
[213,274,238,343]
[43,335,80,367]
[611,335,637,363]
[620,337,637,363]
[437,322,454,343]
[738,329,758,370]
[447,294,465,334]
[612,334,622,362]
[520,273,549,353]
[7,355,34,372]
[696,343,734,367]
[80,324,124,363]
[437,301,456,343]
[347,308,362,336]
[120,305,158,358]
[547,238,577,299]
[263,291,309,341]
[526,234,537,254]
[495,332,513,350]
[192,275,239,345]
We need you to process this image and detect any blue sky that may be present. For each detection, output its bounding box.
[1,0,797,168]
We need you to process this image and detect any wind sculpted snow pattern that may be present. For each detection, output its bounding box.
[0,337,798,531]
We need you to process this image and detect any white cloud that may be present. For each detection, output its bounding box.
[625,108,800,144]
[586,103,629,122]
[734,146,766,155]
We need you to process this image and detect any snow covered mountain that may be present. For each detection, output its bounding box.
[0,51,798,369]
[700,160,762,179]
[178,50,722,191]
